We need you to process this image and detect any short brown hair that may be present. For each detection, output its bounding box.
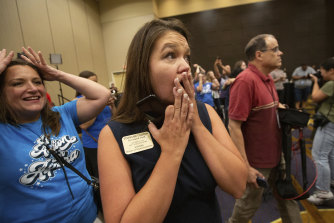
[75,70,97,97]
[113,19,190,123]
[321,57,334,71]
[244,34,275,61]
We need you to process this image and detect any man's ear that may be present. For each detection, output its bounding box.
[329,68,334,75]
[255,50,263,61]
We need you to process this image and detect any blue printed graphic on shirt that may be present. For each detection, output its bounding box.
[194,82,215,107]
[19,134,80,186]
[0,100,96,223]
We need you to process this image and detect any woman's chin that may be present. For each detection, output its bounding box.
[159,97,173,105]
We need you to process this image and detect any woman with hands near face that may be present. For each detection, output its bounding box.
[98,19,247,223]
[0,47,110,223]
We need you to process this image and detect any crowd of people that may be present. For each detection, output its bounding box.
[0,18,333,223]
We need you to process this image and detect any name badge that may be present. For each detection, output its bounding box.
[122,132,154,155]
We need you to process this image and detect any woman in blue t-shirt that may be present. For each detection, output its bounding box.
[0,48,110,223]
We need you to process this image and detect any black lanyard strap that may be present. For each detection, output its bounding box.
[45,144,99,191]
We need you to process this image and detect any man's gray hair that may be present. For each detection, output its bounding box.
[244,34,275,61]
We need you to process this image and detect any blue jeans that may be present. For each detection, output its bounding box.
[312,122,334,191]
[294,86,311,102]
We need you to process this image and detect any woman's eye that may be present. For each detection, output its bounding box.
[165,52,175,59]
[34,80,42,85]
[12,82,22,86]
[185,55,191,64]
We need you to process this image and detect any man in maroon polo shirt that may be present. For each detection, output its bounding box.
[228,34,302,223]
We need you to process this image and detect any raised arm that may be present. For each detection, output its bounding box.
[196,73,204,92]
[21,47,110,123]
[98,78,193,223]
[310,74,328,103]
[208,71,220,90]
[213,58,222,79]
[221,64,231,77]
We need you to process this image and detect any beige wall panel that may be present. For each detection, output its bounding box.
[85,0,109,88]
[68,0,93,72]
[102,14,154,85]
[0,0,24,51]
[99,0,154,90]
[47,0,79,74]
[16,0,61,104]
[46,0,79,103]
[99,0,153,23]
[17,0,54,54]
[113,72,125,93]
[154,0,271,18]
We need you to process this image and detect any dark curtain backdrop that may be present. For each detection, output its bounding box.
[167,0,334,77]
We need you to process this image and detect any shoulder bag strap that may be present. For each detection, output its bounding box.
[46,145,99,190]
[82,129,98,143]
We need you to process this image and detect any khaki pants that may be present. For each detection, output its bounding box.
[228,167,302,223]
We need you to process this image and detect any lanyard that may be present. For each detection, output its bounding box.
[263,78,281,129]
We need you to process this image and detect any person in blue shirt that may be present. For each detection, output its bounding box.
[75,70,115,178]
[0,47,110,223]
[194,65,220,107]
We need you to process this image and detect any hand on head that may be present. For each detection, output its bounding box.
[0,49,14,74]
[21,47,60,81]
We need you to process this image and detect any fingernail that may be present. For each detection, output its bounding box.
[177,89,183,94]
[147,119,152,125]
[190,103,193,108]
[183,93,188,98]
[175,77,179,82]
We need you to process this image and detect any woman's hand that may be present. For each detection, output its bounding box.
[21,47,60,81]
[148,77,193,158]
[179,71,202,129]
[310,74,318,83]
[0,49,14,74]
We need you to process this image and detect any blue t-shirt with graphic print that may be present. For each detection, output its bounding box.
[0,100,96,223]
[194,82,215,107]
